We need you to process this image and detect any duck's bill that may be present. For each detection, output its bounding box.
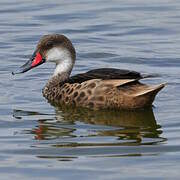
[12,52,45,75]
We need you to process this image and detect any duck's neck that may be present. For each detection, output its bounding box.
[45,59,73,91]
[49,72,70,86]
[53,58,73,77]
[45,47,74,77]
[43,47,75,99]
[48,61,73,87]
[43,71,70,101]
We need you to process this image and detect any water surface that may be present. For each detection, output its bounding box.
[0,0,180,179]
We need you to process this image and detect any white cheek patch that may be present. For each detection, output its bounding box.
[46,47,69,62]
[46,47,73,76]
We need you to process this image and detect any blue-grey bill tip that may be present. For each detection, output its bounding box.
[12,68,25,75]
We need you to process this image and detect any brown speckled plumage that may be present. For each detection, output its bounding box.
[42,72,165,110]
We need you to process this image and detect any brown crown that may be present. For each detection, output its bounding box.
[36,34,76,61]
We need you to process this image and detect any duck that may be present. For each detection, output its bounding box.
[12,34,165,110]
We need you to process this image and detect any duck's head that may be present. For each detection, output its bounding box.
[12,34,76,76]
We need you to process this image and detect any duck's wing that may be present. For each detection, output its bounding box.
[67,68,143,84]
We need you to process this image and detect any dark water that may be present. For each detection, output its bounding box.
[0,0,180,179]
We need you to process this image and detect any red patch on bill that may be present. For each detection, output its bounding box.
[31,52,42,67]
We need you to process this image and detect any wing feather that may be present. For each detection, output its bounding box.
[67,68,142,84]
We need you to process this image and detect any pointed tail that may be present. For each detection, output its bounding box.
[133,83,166,108]
[135,83,166,97]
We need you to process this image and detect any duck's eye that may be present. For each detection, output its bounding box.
[46,40,53,48]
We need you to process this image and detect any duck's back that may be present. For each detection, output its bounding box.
[67,68,143,83]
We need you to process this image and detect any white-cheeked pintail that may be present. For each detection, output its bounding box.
[12,34,166,110]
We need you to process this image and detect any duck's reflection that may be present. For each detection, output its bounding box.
[13,106,165,145]
[55,105,158,127]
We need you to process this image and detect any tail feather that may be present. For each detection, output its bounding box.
[134,83,166,97]
[129,83,166,108]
